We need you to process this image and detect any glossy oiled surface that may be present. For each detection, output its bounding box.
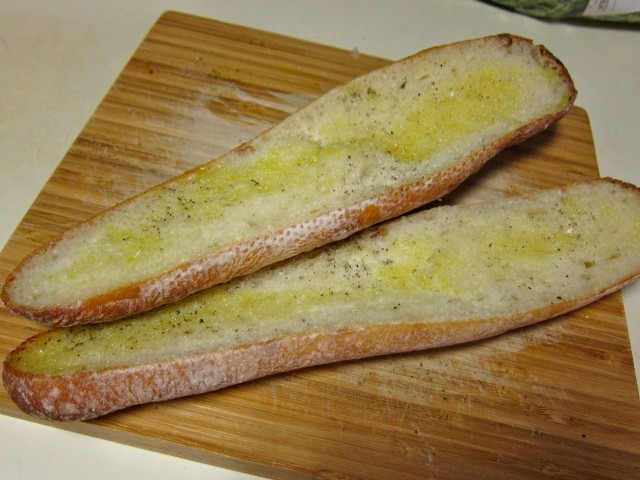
[0,11,638,480]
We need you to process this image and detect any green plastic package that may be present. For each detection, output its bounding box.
[488,0,640,23]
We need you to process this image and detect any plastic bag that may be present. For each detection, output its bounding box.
[488,0,640,23]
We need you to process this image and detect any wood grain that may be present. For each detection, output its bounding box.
[1,11,639,480]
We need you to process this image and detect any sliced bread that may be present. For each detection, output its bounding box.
[1,34,576,326]
[4,178,639,421]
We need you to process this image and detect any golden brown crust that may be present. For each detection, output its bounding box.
[1,34,577,326]
[0,320,519,421]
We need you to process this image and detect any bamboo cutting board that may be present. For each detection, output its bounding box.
[1,11,639,480]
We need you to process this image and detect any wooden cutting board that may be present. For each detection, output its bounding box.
[1,11,639,480]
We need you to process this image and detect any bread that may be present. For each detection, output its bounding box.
[4,178,640,421]
[1,34,576,327]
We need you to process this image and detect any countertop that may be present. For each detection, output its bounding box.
[1,1,638,479]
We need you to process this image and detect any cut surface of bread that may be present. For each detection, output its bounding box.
[4,178,639,421]
[1,34,576,326]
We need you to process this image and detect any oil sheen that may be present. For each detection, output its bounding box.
[22,56,569,305]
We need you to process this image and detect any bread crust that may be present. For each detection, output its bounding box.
[4,272,636,422]
[1,34,577,326]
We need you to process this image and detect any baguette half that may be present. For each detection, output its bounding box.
[4,178,640,421]
[1,34,576,326]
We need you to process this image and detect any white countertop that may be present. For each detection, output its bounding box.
[1,1,639,479]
